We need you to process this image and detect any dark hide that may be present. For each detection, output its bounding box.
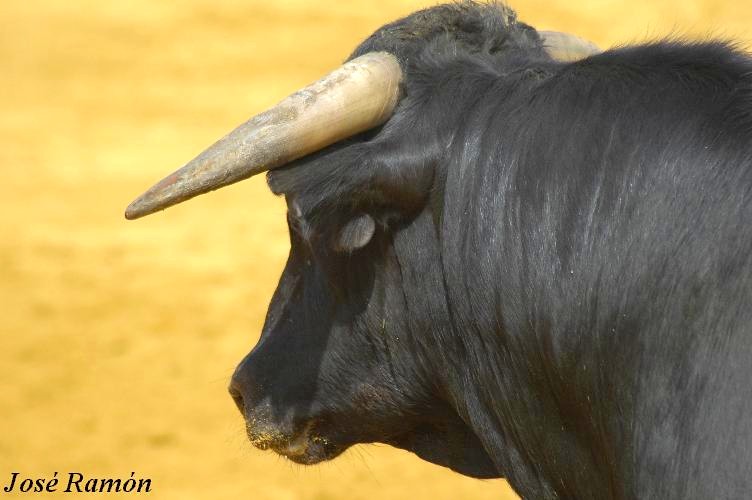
[230,2,752,498]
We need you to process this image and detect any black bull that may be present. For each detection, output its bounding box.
[131,2,752,499]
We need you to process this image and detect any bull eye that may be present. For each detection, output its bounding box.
[335,213,376,252]
[290,199,304,218]
[287,209,314,243]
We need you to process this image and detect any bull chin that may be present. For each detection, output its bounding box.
[271,439,344,466]
[245,417,349,465]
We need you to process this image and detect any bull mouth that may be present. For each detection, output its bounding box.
[246,420,346,465]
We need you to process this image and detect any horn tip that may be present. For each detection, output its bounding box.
[124,197,154,220]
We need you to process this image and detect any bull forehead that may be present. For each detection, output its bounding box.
[348,2,532,62]
[372,2,516,39]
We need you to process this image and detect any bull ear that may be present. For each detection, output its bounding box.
[335,213,376,252]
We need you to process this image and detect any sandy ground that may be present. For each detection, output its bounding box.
[1,1,750,498]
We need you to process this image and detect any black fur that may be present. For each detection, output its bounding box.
[230,2,752,498]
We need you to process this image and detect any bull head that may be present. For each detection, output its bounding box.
[126,2,600,479]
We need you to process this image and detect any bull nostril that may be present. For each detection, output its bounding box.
[228,380,245,416]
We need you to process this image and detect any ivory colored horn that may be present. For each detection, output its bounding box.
[540,31,600,62]
[125,52,402,220]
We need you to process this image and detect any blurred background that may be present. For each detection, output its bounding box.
[1,1,749,498]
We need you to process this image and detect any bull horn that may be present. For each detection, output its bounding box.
[125,52,402,220]
[540,31,600,62]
